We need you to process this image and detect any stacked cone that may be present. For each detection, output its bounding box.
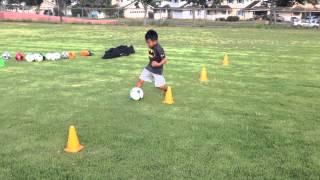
[223,53,229,66]
[163,86,174,105]
[199,65,208,83]
[64,125,84,153]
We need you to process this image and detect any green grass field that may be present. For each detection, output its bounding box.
[0,22,319,179]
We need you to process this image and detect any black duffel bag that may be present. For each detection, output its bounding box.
[102,45,135,59]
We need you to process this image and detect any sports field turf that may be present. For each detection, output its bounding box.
[0,22,319,179]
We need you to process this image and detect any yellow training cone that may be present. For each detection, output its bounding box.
[199,65,208,83]
[223,53,229,66]
[163,86,174,105]
[64,125,84,153]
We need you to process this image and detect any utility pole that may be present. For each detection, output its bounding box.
[56,0,63,23]
[269,0,276,25]
[192,7,195,26]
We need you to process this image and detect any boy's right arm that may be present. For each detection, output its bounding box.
[151,46,167,67]
[151,58,167,67]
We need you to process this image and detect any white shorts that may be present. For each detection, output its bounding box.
[139,68,166,87]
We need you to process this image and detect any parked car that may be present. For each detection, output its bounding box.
[293,19,319,28]
[305,16,319,23]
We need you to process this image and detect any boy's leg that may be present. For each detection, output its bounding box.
[153,74,167,93]
[136,79,144,88]
[137,68,153,88]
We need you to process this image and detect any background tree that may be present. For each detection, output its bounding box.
[187,0,207,7]
[77,0,111,7]
[26,0,43,5]
[55,0,61,22]
[137,0,157,25]
[53,0,72,22]
[4,0,43,5]
[210,0,222,7]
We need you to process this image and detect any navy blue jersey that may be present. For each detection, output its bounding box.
[146,43,166,75]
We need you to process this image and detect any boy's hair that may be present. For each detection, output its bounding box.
[145,30,158,41]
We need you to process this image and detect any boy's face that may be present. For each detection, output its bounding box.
[146,39,157,48]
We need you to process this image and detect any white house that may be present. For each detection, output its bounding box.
[205,5,233,20]
[39,0,56,15]
[242,0,269,20]
[39,0,72,16]
[171,6,207,19]
[119,0,154,18]
[154,5,170,19]
[118,0,320,21]
[222,0,256,19]
[155,0,208,20]
[154,0,257,20]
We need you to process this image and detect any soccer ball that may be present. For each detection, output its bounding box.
[45,53,54,61]
[15,53,24,61]
[53,52,61,60]
[61,51,69,59]
[25,53,35,62]
[2,51,11,60]
[34,53,44,62]
[130,87,144,101]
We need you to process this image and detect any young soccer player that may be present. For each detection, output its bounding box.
[136,30,168,92]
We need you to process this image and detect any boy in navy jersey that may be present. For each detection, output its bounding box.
[136,30,168,92]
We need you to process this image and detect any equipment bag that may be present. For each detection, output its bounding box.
[102,45,135,59]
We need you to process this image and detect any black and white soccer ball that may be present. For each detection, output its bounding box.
[52,52,61,61]
[25,53,35,62]
[61,51,69,59]
[2,51,11,60]
[130,87,144,101]
[34,53,44,62]
[45,53,54,61]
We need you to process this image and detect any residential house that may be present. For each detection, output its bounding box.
[206,5,233,20]
[117,0,320,21]
[214,0,268,20]
[155,0,208,20]
[243,0,269,19]
[154,4,170,19]
[119,0,154,18]
[39,0,72,16]
[155,0,258,20]
[39,0,56,15]
[277,3,320,21]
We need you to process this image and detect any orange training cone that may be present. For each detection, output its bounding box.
[64,125,84,153]
[223,53,229,66]
[163,86,174,105]
[199,65,208,83]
